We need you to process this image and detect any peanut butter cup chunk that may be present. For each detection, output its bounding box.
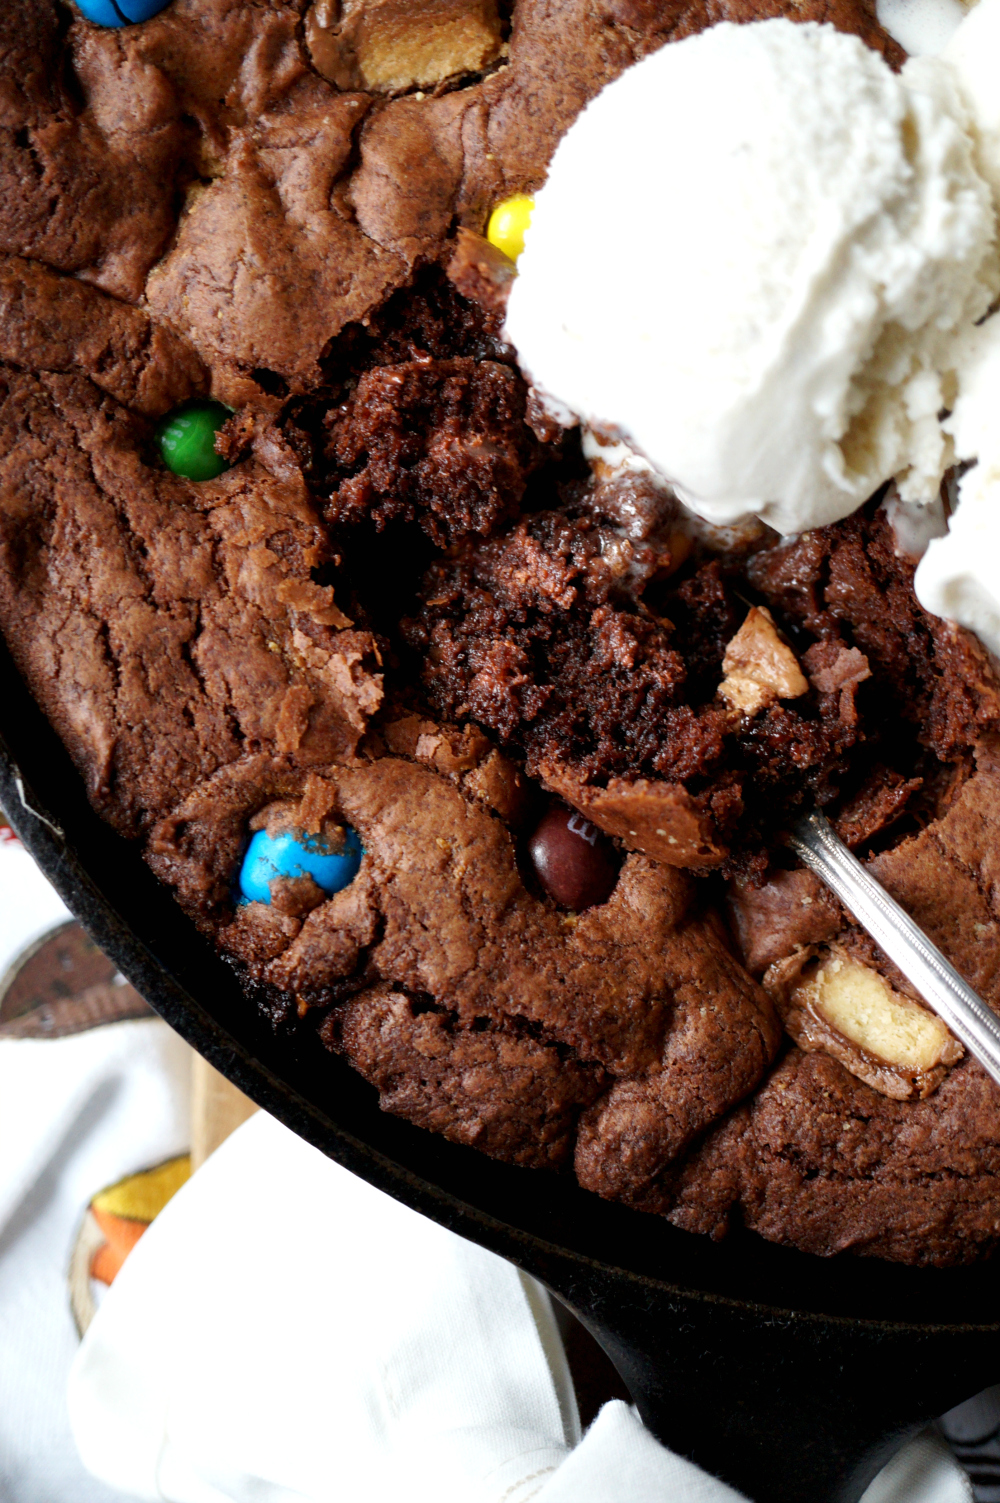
[764,943,963,1101]
[306,0,505,94]
[717,605,808,715]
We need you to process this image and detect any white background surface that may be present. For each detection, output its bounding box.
[0,837,191,1502]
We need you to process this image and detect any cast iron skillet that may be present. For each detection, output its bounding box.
[0,636,996,1503]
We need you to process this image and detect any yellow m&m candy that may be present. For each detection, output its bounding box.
[487,194,535,263]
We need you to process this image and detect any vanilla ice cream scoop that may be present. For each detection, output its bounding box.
[505,18,998,536]
[907,0,1000,660]
[916,314,1000,651]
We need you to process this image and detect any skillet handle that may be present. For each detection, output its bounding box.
[539,1266,995,1503]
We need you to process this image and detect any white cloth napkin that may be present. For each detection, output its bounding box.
[68,1111,972,1503]
[0,828,192,1502]
[0,1015,191,1503]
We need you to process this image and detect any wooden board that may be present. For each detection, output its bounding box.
[190,1053,258,1170]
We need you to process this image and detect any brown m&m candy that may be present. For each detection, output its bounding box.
[528,805,620,912]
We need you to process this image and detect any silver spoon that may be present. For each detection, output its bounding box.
[788,811,1000,1089]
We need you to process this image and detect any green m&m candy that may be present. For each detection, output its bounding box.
[156,402,232,481]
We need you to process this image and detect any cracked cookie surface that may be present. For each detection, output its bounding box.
[0,342,381,836]
[148,749,781,1186]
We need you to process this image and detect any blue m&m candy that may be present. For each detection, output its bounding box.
[239,826,363,905]
[76,0,170,26]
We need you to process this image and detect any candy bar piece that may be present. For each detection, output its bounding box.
[306,0,504,93]
[764,944,963,1100]
[538,759,726,869]
[718,605,808,714]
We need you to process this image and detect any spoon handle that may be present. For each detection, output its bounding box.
[788,811,1000,1089]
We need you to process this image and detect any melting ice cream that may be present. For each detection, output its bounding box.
[505,1,1000,655]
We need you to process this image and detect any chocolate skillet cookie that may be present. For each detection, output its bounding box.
[7,0,1000,1268]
